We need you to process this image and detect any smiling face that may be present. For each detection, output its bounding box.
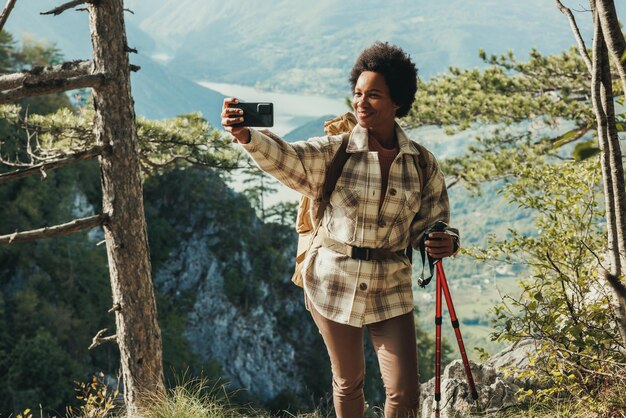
[352,71,399,131]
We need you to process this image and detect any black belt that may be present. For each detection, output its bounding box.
[321,236,405,261]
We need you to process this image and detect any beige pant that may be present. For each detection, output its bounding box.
[310,304,420,418]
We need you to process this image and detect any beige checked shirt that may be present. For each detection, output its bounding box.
[240,122,457,327]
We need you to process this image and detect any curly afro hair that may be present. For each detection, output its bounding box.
[349,42,418,118]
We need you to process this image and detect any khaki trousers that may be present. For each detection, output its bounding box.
[310,304,420,418]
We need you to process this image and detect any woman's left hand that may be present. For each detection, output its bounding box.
[425,232,457,259]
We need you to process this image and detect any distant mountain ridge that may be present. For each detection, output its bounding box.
[127,0,626,94]
[6,1,625,127]
[284,114,334,141]
[5,0,225,127]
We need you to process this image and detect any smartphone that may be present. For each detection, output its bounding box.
[228,102,274,127]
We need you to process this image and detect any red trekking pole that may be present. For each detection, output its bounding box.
[433,258,478,417]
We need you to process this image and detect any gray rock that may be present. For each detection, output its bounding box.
[154,229,309,402]
[419,340,536,417]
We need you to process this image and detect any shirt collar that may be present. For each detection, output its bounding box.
[346,121,419,156]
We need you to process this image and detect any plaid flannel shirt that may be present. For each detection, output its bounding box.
[240,122,457,327]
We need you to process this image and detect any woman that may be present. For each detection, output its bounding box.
[221,42,459,418]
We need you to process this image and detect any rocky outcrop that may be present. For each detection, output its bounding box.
[420,339,535,417]
[148,168,320,403]
[157,235,303,400]
[154,231,315,402]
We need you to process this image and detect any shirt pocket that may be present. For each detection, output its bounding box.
[387,190,421,247]
[327,186,361,243]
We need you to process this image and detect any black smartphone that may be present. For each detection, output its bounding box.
[228,102,274,127]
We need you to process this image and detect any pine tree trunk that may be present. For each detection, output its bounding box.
[590,3,626,346]
[596,0,626,100]
[87,0,165,414]
[596,0,626,268]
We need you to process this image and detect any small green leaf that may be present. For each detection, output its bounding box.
[573,139,600,161]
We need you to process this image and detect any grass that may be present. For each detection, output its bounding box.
[66,375,335,418]
[20,368,626,418]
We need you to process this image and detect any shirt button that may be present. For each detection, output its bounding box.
[389,188,397,196]
[359,283,368,291]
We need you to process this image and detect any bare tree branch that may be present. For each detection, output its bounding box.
[88,328,118,350]
[0,73,105,103]
[0,145,107,184]
[555,0,593,73]
[0,60,93,91]
[549,124,592,147]
[0,0,17,33]
[41,0,90,16]
[108,303,121,313]
[0,214,108,244]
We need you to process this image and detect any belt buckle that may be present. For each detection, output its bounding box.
[352,246,371,261]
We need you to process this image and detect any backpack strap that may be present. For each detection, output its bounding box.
[411,140,429,191]
[313,133,351,222]
[405,140,429,266]
[406,141,445,287]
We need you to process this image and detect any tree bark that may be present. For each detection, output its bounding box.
[590,2,626,347]
[87,0,165,414]
[596,0,626,99]
[595,0,626,269]
[0,0,17,34]
[555,0,593,73]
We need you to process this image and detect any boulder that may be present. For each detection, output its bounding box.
[420,339,535,417]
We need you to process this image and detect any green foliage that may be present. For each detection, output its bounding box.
[0,103,242,176]
[572,139,601,161]
[405,43,626,412]
[0,31,72,114]
[0,161,117,415]
[265,200,298,227]
[240,164,278,220]
[7,330,83,414]
[14,34,64,67]
[143,166,295,308]
[410,48,592,131]
[136,112,243,174]
[155,292,201,384]
[68,372,120,418]
[405,48,601,191]
[0,29,246,415]
[469,157,626,411]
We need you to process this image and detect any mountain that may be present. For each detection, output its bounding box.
[130,54,224,126]
[8,1,623,127]
[129,0,626,95]
[283,114,334,141]
[4,0,225,127]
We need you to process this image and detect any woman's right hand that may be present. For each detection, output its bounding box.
[221,97,251,144]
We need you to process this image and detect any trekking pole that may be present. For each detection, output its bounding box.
[433,259,478,417]
[434,257,443,418]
